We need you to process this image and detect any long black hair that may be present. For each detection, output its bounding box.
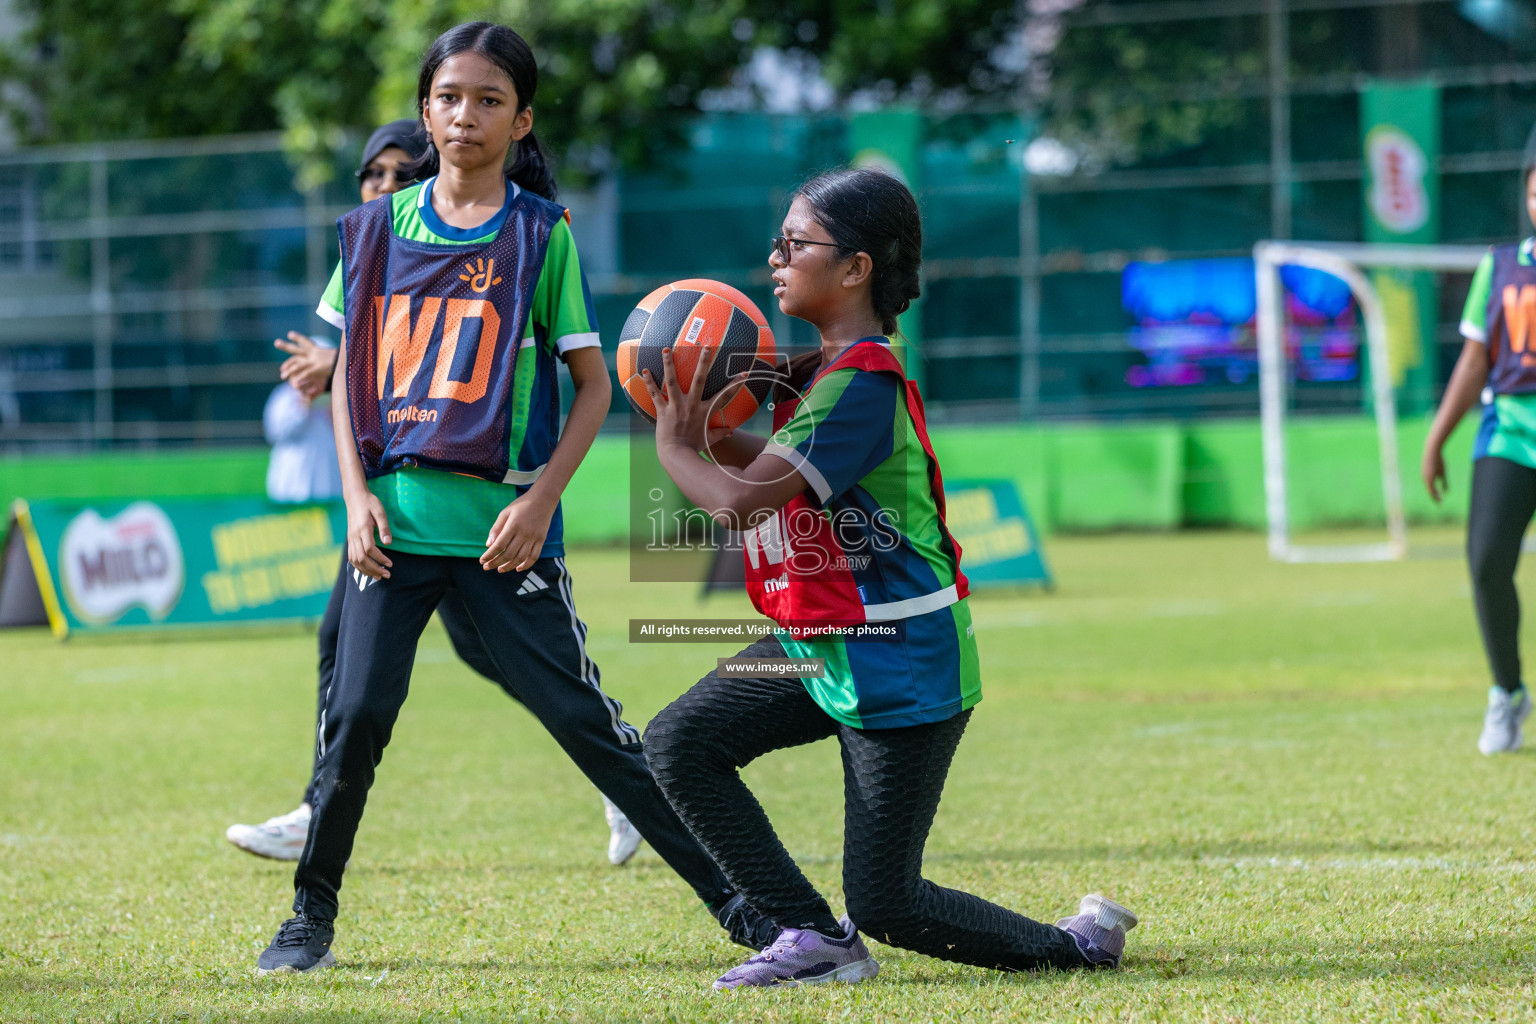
[795,167,923,337]
[401,21,557,200]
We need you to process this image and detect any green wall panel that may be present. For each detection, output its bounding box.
[1,449,268,511]
[928,425,1051,533]
[0,415,1490,543]
[1048,425,1184,530]
[1183,421,1267,528]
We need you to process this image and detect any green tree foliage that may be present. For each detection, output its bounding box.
[4,0,1046,182]
[2,0,380,151]
[1041,17,1267,169]
[753,0,1029,98]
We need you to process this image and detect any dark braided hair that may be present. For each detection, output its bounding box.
[794,167,923,337]
[400,22,557,200]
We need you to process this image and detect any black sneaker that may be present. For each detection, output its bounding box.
[714,893,781,951]
[256,913,336,975]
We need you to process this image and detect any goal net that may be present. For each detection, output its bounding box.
[1255,240,1487,563]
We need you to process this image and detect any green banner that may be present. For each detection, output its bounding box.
[849,108,925,386]
[944,480,1052,589]
[1360,79,1441,412]
[5,497,345,637]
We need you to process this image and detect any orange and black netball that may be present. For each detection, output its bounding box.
[616,279,777,429]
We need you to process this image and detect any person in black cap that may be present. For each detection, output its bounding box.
[272,120,428,399]
[226,120,643,867]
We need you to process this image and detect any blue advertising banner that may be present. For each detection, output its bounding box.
[944,479,1052,589]
[2,497,345,638]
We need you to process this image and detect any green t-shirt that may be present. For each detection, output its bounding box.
[319,178,599,557]
[1462,241,1536,470]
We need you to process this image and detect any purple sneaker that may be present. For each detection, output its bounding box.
[712,916,879,990]
[1056,893,1138,968]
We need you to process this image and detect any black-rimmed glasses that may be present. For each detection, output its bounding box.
[771,235,850,264]
[357,167,415,187]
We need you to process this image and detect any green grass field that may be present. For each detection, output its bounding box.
[5,529,1536,1022]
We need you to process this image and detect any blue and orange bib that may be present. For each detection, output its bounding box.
[339,189,566,485]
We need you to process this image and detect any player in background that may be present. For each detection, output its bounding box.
[639,167,1137,990]
[1422,136,1536,755]
[261,360,342,503]
[254,22,775,975]
[225,119,640,867]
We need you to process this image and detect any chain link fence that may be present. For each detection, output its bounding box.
[1,54,1534,450]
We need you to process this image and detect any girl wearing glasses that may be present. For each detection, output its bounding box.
[639,167,1137,989]
[254,21,776,974]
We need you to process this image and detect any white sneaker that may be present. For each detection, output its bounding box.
[1479,686,1531,756]
[602,795,643,866]
[226,803,311,860]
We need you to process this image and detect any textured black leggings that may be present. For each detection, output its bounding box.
[1468,456,1536,692]
[644,637,1086,973]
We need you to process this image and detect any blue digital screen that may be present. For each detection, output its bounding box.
[1120,259,1359,388]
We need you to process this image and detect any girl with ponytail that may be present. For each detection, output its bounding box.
[399,21,558,200]
[639,167,1138,989]
[254,21,777,975]
[1422,126,1536,756]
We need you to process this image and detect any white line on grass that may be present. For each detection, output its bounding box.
[971,612,1045,629]
[1146,600,1226,618]
[1199,854,1536,873]
[73,665,180,684]
[1302,591,1378,608]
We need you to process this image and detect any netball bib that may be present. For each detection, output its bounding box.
[1483,242,1536,396]
[338,189,566,483]
[742,341,971,629]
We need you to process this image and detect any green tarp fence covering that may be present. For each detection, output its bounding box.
[0,415,1478,541]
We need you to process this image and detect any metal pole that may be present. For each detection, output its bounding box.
[305,183,327,329]
[1257,241,1409,562]
[1268,0,1292,240]
[1018,134,1041,419]
[1255,243,1290,560]
[89,157,112,444]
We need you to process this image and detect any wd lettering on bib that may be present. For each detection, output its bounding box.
[1483,244,1536,393]
[1502,284,1536,364]
[374,296,501,403]
[338,188,566,483]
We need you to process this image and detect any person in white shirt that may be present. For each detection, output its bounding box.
[263,359,344,504]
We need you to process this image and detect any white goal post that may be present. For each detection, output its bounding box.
[1254,240,1488,563]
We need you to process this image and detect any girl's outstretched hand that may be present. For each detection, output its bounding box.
[642,345,745,452]
[482,493,555,573]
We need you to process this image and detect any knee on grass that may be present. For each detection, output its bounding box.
[844,887,928,950]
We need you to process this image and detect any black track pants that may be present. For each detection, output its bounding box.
[1468,456,1536,692]
[303,556,517,807]
[643,637,1088,973]
[292,550,734,921]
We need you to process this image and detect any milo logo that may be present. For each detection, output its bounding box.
[60,502,185,624]
[1366,126,1430,235]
